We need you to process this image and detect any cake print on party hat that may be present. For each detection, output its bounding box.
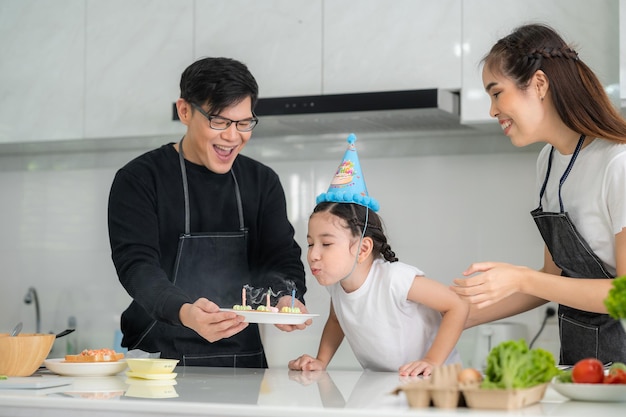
[316,133,380,212]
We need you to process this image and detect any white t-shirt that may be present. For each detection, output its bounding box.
[535,138,626,276]
[327,259,462,372]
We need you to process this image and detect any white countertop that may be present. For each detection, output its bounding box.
[0,367,624,417]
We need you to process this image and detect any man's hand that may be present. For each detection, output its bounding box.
[274,295,312,332]
[179,298,248,343]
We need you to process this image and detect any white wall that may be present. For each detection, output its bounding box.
[0,134,560,369]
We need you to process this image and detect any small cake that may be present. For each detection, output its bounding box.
[232,304,252,311]
[280,306,301,314]
[257,305,279,313]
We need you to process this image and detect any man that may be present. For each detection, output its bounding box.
[108,57,308,367]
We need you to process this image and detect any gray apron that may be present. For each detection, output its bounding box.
[531,135,626,365]
[129,139,266,368]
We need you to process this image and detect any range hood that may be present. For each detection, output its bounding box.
[249,89,461,138]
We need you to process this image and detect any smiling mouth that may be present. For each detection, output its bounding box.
[500,120,512,131]
[214,144,236,157]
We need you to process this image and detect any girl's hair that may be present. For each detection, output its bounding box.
[483,23,626,142]
[312,202,398,263]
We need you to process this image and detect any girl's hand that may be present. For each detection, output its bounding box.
[451,262,529,308]
[288,354,326,371]
[399,359,437,377]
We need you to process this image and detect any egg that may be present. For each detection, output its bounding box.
[457,368,483,384]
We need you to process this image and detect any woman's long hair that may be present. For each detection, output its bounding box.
[483,23,626,142]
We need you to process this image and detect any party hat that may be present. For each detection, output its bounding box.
[316,133,380,212]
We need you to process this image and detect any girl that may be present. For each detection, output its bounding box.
[289,202,468,376]
[451,24,626,365]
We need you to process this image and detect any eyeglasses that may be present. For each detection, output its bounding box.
[190,102,259,132]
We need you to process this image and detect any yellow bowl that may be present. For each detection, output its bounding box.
[0,333,56,376]
[125,358,179,374]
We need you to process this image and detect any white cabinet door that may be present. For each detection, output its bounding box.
[194,0,323,98]
[84,0,193,139]
[461,0,619,125]
[323,0,462,94]
[619,0,626,109]
[0,0,84,144]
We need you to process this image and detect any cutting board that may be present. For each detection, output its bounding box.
[0,376,74,389]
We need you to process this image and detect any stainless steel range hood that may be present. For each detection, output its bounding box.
[250,89,461,138]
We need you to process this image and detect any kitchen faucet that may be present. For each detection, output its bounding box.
[23,286,41,334]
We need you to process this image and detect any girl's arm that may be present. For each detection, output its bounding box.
[315,303,345,367]
[400,276,469,376]
[288,302,344,371]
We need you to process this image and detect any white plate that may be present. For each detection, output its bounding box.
[551,379,626,402]
[219,308,318,324]
[43,358,128,377]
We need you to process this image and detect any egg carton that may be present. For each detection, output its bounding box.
[393,364,548,410]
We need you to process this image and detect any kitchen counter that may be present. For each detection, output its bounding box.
[0,367,624,417]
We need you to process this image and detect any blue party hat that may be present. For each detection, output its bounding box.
[316,133,380,212]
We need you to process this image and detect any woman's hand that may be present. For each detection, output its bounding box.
[288,354,326,371]
[451,262,531,308]
[274,295,312,332]
[179,298,248,343]
[399,359,437,377]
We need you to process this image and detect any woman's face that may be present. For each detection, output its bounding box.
[482,66,546,147]
[307,211,359,286]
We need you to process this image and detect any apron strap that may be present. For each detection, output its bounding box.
[178,138,192,235]
[538,135,586,213]
[177,138,245,234]
[230,170,246,231]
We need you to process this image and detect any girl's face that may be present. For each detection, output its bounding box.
[307,211,360,286]
[482,66,546,147]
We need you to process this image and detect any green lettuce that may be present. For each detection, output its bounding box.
[604,276,626,319]
[481,339,560,389]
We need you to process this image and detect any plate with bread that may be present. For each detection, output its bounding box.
[44,349,127,377]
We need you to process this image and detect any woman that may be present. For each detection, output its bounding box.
[451,24,626,365]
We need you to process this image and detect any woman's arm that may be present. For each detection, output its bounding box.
[452,233,626,325]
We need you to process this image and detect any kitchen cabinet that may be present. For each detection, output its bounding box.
[83,0,193,139]
[461,0,620,125]
[0,0,85,144]
[619,0,626,111]
[194,0,323,98]
[323,0,462,94]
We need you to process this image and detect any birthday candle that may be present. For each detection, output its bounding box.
[266,290,270,308]
[291,289,296,309]
[242,287,246,307]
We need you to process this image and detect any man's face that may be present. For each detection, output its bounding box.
[182,97,254,173]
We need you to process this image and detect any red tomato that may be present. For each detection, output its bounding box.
[572,358,604,384]
[604,369,626,384]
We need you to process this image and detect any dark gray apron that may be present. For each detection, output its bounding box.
[130,139,266,368]
[531,135,626,365]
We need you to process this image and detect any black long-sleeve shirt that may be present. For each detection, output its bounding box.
[108,143,306,337]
